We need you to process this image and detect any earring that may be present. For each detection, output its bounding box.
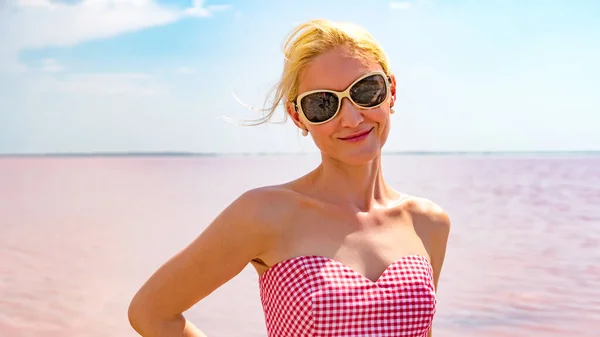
[301,129,308,136]
[390,108,395,114]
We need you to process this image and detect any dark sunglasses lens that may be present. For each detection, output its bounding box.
[350,74,387,107]
[300,92,339,123]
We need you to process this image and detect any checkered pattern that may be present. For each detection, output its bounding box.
[258,254,437,337]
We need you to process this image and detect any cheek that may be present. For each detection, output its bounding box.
[308,124,337,146]
[375,107,390,122]
[374,109,391,142]
[370,108,390,128]
[380,118,391,144]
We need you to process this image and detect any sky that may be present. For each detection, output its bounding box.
[0,0,599,154]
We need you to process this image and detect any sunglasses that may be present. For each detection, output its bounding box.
[292,71,391,125]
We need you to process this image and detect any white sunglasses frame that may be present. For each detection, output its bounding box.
[292,70,392,125]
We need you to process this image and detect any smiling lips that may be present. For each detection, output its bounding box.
[339,127,373,142]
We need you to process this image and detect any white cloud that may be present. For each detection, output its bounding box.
[41,58,64,72]
[185,0,232,17]
[0,0,232,72]
[30,72,165,96]
[389,1,412,10]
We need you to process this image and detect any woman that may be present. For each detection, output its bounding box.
[128,19,451,337]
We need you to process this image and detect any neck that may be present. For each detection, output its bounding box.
[311,154,392,212]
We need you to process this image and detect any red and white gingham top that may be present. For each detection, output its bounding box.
[258,254,437,337]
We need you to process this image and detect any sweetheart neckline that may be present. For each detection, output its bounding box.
[258,254,431,284]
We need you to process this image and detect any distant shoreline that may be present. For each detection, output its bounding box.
[1,151,598,157]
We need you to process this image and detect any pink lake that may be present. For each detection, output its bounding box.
[1,154,599,336]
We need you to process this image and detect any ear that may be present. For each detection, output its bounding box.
[389,74,397,108]
[286,101,307,131]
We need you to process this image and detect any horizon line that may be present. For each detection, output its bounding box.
[1,150,599,157]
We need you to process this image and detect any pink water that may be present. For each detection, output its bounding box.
[1,154,599,337]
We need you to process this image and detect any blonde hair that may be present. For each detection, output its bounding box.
[231,19,391,126]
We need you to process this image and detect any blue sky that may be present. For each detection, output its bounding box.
[1,0,598,154]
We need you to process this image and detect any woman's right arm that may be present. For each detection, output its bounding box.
[127,189,275,336]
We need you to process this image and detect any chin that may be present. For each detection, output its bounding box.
[330,144,382,166]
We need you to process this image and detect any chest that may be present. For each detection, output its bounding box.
[259,255,436,337]
[261,219,427,280]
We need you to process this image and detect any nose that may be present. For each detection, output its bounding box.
[338,97,364,128]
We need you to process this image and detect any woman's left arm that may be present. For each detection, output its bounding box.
[408,198,451,337]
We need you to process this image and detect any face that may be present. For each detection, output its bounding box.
[287,46,397,165]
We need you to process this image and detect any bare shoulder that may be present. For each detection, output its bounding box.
[403,196,451,238]
[207,186,286,240]
[238,184,307,226]
[400,195,451,290]
[228,184,310,245]
[233,186,290,220]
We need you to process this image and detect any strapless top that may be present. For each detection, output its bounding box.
[258,254,437,337]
